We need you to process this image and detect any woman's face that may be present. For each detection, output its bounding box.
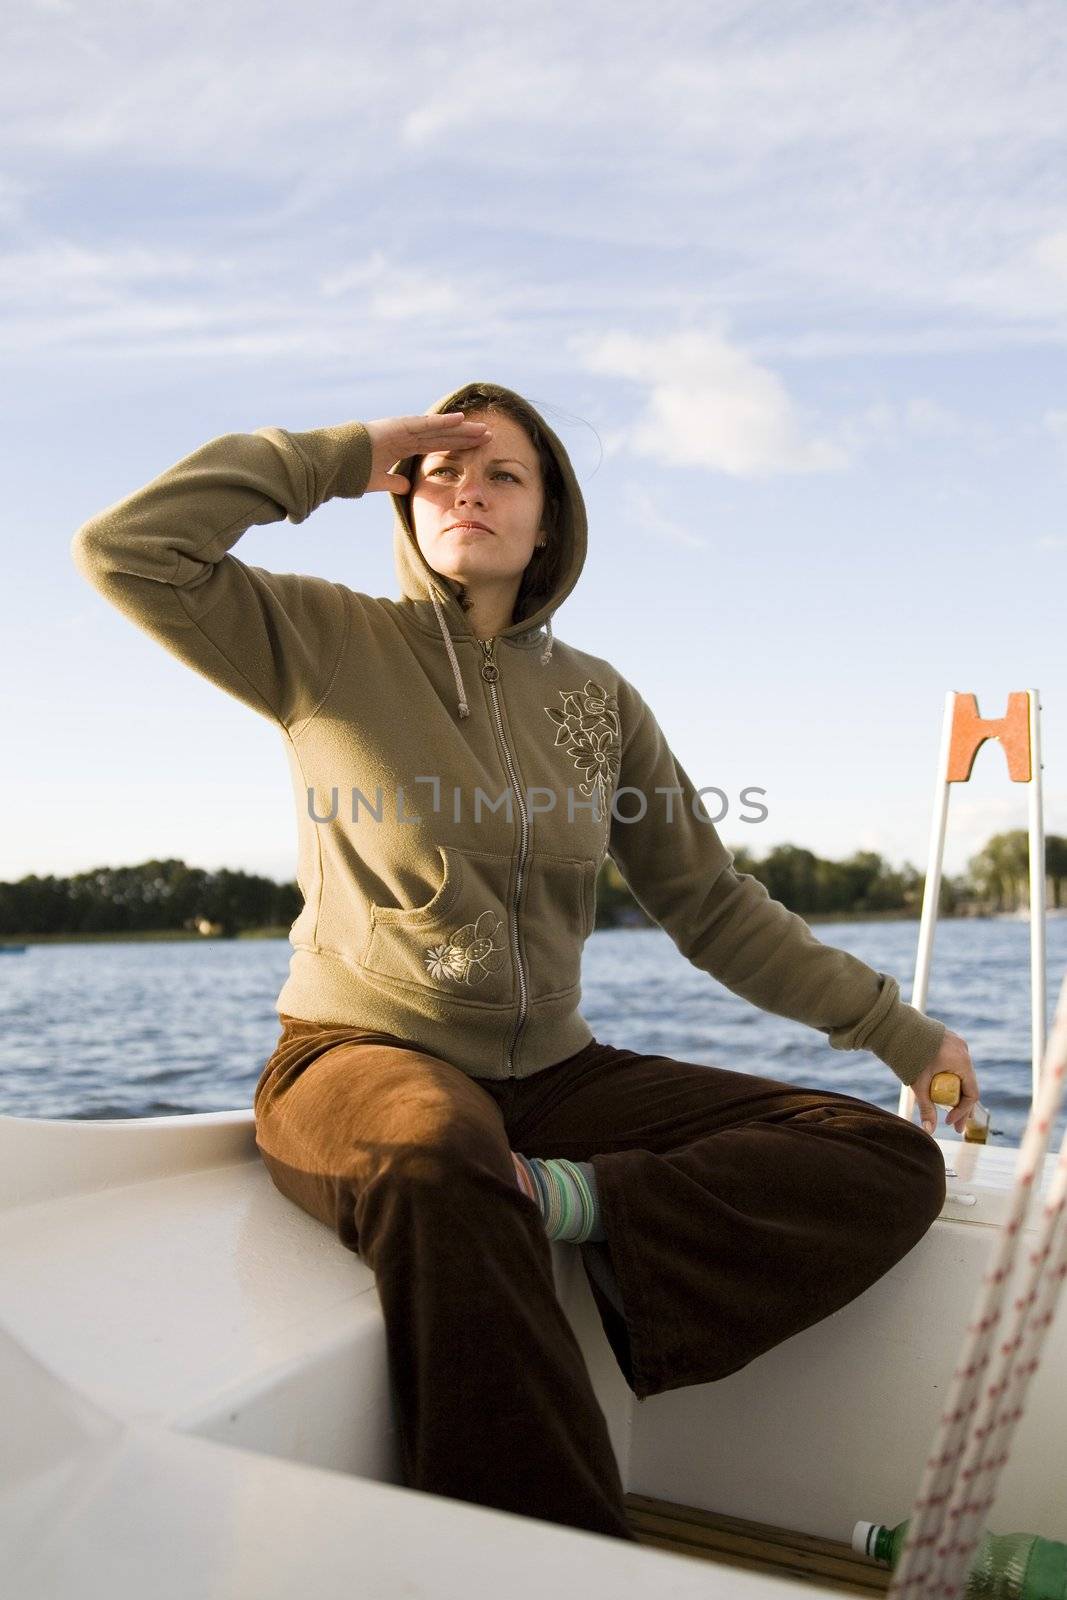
[411,411,545,591]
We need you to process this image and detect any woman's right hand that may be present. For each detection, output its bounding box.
[362,412,492,495]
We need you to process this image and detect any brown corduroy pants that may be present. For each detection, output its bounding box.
[253,1014,946,1544]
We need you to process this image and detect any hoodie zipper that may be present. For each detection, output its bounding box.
[479,636,529,1074]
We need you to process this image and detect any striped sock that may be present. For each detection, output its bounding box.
[510,1151,605,1243]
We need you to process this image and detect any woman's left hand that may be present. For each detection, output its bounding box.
[909,1029,980,1136]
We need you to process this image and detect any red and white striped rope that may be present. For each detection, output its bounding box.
[931,1102,1067,1597]
[885,968,1067,1600]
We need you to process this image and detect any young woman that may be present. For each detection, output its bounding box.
[72,380,980,1545]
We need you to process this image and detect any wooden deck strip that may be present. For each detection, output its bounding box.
[624,1494,891,1596]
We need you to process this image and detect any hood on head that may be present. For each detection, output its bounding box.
[387,380,588,718]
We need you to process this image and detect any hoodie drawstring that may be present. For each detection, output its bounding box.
[427,581,555,718]
[540,614,554,666]
[428,582,470,719]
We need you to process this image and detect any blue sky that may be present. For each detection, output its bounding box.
[3,0,1065,886]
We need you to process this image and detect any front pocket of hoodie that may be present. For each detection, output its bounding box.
[521,854,596,1003]
[360,844,514,1004]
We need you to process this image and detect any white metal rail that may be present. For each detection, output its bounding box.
[899,689,1047,1125]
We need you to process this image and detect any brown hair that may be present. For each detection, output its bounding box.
[404,384,566,625]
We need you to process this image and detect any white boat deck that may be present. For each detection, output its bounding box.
[1,1110,1064,1598]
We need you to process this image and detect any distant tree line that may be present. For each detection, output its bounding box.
[0,860,301,940]
[1,830,1064,939]
[968,831,1067,913]
[597,829,1067,928]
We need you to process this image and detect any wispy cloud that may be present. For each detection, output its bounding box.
[623,484,709,549]
[572,327,847,477]
[860,786,1067,877]
[7,1,1065,884]
[0,240,505,357]
[1033,229,1067,281]
[320,252,465,320]
[835,395,1000,458]
[950,792,1064,861]
[2,0,1066,371]
[1044,409,1067,455]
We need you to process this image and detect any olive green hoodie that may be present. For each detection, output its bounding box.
[70,380,946,1084]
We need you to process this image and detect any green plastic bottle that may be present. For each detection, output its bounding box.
[853,1518,1067,1598]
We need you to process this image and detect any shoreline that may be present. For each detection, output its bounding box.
[0,907,1018,947]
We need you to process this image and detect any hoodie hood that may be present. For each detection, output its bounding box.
[388,381,588,718]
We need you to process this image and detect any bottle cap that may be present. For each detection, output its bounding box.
[852,1521,880,1557]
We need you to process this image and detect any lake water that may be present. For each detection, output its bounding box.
[2,916,1066,1149]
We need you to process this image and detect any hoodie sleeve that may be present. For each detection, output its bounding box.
[70,421,374,731]
[606,676,946,1088]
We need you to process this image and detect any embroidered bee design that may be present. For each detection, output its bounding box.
[544,679,621,821]
[424,910,507,986]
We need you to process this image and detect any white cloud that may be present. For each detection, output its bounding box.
[0,237,495,356]
[834,395,999,459]
[320,251,466,320]
[0,170,37,226]
[623,484,709,550]
[3,2,1067,375]
[572,327,847,477]
[1044,410,1067,453]
[400,49,580,147]
[1033,230,1067,280]
[319,254,393,298]
[857,787,1067,879]
[950,792,1062,859]
[903,397,969,438]
[0,241,213,305]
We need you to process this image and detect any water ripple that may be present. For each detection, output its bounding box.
[0,920,1065,1146]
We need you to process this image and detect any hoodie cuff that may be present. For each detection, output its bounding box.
[282,421,375,502]
[865,992,947,1087]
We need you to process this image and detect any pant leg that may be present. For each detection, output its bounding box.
[504,1038,947,1402]
[253,1017,636,1543]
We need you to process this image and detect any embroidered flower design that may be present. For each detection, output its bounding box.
[544,680,622,820]
[424,910,507,986]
